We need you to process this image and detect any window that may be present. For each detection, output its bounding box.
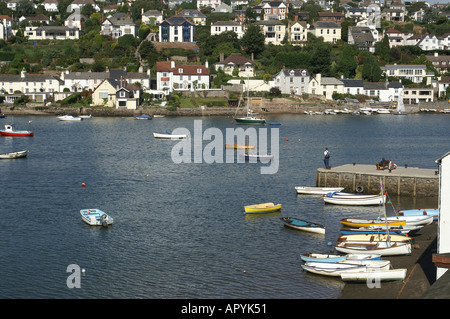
[99,91,108,99]
[178,68,183,73]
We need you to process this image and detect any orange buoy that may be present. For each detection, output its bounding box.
[285,138,288,141]
[81,182,86,187]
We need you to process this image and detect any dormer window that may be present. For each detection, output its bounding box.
[178,68,183,73]
[197,68,202,74]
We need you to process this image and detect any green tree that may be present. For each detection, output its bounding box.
[361,54,382,82]
[240,24,265,58]
[336,45,357,78]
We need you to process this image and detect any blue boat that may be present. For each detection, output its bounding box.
[268,122,281,125]
[280,217,325,234]
[398,208,438,220]
[134,114,152,120]
[300,253,381,263]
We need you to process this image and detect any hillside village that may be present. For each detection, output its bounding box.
[0,0,449,110]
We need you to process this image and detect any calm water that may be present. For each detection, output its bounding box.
[0,113,446,299]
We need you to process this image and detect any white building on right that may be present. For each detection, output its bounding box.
[434,152,450,280]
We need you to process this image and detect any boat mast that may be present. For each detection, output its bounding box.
[380,178,390,246]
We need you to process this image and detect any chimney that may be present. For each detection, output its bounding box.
[171,60,175,68]
[434,52,439,57]
[20,67,26,79]
[316,73,321,84]
[220,52,224,62]
[205,60,209,68]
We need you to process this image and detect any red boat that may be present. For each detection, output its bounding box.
[0,124,34,137]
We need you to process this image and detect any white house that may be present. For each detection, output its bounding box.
[0,15,13,40]
[308,73,344,100]
[210,21,244,38]
[363,82,390,101]
[156,60,209,94]
[256,20,286,45]
[263,1,288,21]
[309,21,341,44]
[288,21,308,45]
[273,68,310,95]
[24,26,80,40]
[438,77,450,98]
[159,16,195,43]
[101,13,137,38]
[197,0,221,9]
[381,64,432,84]
[141,10,164,25]
[417,34,445,51]
[341,78,364,96]
[0,68,60,103]
[215,53,255,77]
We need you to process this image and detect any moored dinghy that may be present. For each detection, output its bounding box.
[280,217,325,234]
[341,218,406,228]
[0,123,34,137]
[295,186,344,195]
[300,253,380,263]
[301,260,391,277]
[381,215,434,226]
[244,202,282,214]
[0,150,28,159]
[340,268,407,282]
[80,209,113,226]
[397,208,438,220]
[323,194,386,206]
[335,240,412,256]
[337,233,413,243]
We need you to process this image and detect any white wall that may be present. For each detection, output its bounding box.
[438,153,450,279]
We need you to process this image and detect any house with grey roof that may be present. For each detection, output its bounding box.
[142,10,164,25]
[215,53,255,77]
[308,73,344,100]
[341,78,364,96]
[210,21,244,38]
[0,68,60,104]
[256,20,286,45]
[273,68,309,95]
[101,13,137,38]
[67,0,100,13]
[175,9,206,26]
[348,26,375,52]
[159,16,195,43]
[24,25,80,40]
[381,64,433,84]
[309,21,341,44]
[60,67,151,92]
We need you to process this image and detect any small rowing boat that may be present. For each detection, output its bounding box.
[280,217,325,234]
[244,202,282,214]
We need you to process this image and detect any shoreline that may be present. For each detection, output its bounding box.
[0,98,442,117]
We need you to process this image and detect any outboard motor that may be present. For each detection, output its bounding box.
[100,214,108,227]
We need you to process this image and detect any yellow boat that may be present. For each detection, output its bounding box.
[225,144,256,150]
[341,218,406,228]
[244,202,282,214]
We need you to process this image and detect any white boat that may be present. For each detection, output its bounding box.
[325,192,382,198]
[381,215,434,226]
[57,115,82,121]
[323,194,386,206]
[340,268,407,282]
[152,114,165,118]
[295,186,344,195]
[0,150,28,159]
[79,114,92,119]
[335,240,412,256]
[280,217,325,234]
[398,208,438,220]
[80,208,113,226]
[153,131,187,139]
[300,253,380,263]
[337,233,412,243]
[375,108,391,114]
[301,260,390,277]
[234,78,266,125]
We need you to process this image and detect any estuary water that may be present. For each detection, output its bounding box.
[0,113,446,299]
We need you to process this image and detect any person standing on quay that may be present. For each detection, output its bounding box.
[324,148,330,169]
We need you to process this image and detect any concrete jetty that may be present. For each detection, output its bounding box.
[316,164,439,197]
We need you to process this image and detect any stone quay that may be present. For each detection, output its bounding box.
[316,164,439,197]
